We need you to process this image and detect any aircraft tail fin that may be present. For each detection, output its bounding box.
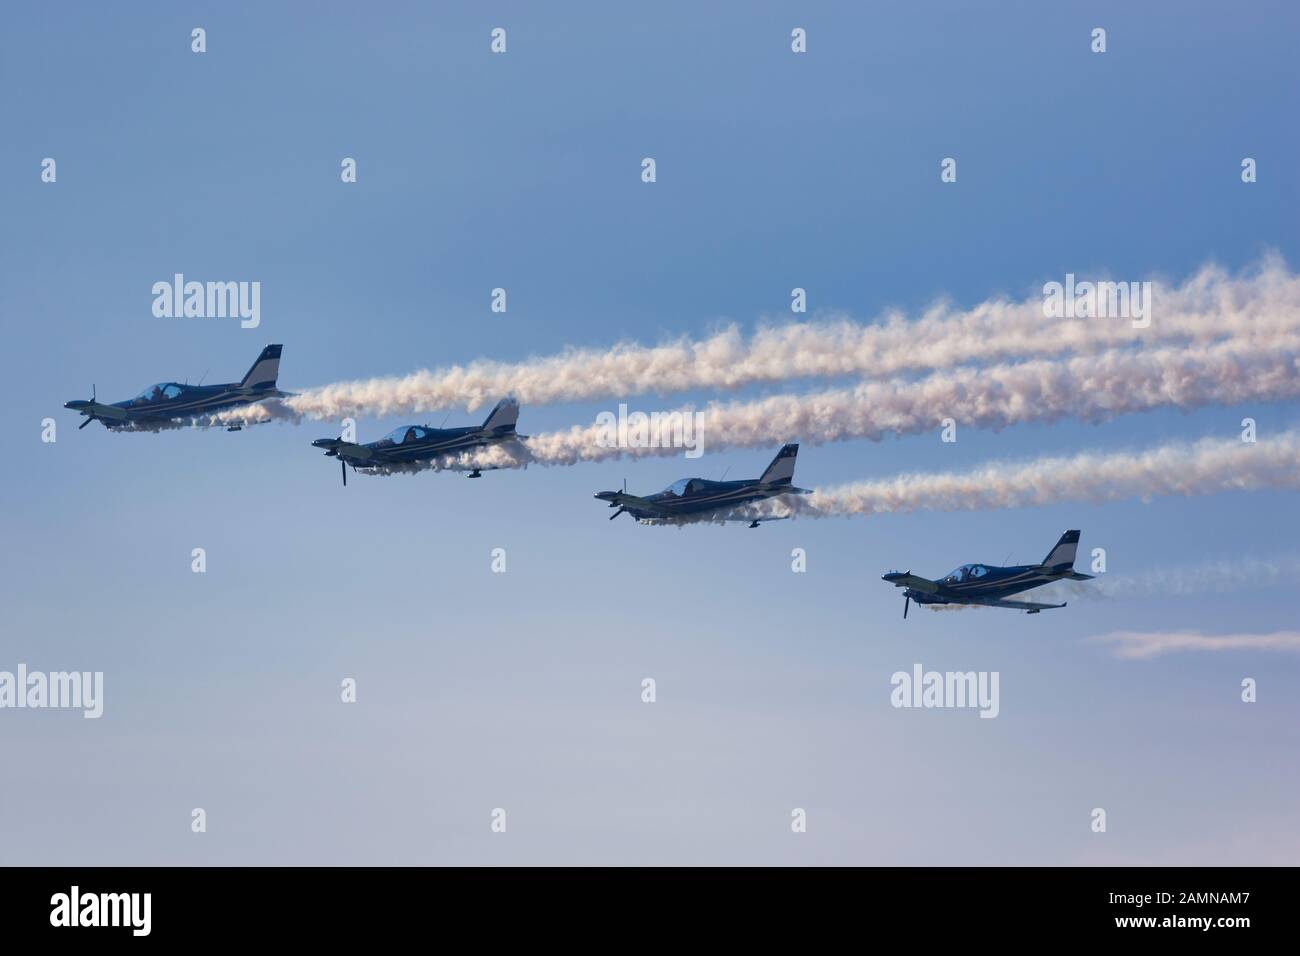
[1041,529,1082,572]
[759,443,799,486]
[240,344,282,390]
[481,396,520,434]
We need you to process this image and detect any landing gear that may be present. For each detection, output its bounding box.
[467,469,482,478]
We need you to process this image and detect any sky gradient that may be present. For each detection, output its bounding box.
[2,0,1298,865]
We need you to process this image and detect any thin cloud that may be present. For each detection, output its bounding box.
[1091,630,1300,659]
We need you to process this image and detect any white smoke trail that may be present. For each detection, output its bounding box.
[520,337,1300,465]
[770,431,1300,520]
[610,432,1300,528]
[1038,555,1300,603]
[108,419,189,433]
[348,443,526,477]
[222,256,1300,422]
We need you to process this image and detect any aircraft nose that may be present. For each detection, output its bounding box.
[882,572,904,583]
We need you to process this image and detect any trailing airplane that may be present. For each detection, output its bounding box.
[594,443,810,527]
[883,530,1094,616]
[312,397,523,485]
[64,344,287,431]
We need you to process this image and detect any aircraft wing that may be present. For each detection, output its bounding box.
[966,597,1067,612]
[435,462,502,473]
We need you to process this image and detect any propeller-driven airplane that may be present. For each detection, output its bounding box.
[594,443,810,527]
[311,397,523,486]
[883,530,1094,616]
[64,344,287,431]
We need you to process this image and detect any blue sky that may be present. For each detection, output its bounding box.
[1,0,1298,864]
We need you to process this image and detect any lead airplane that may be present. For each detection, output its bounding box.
[882,530,1094,616]
[311,398,522,485]
[594,443,810,527]
[64,345,287,431]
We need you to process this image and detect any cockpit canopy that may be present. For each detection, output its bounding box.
[942,564,990,584]
[132,383,184,403]
[384,426,430,444]
[663,477,703,497]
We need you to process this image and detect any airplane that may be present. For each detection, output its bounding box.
[594,443,810,527]
[64,344,287,431]
[311,397,523,486]
[882,530,1094,616]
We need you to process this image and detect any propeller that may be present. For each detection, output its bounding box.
[341,459,347,486]
[609,506,626,521]
[903,595,910,619]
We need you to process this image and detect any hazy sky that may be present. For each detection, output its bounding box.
[2,1,1298,865]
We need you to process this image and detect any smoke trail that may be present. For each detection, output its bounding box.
[224,256,1300,421]
[1038,555,1300,603]
[519,337,1300,465]
[347,443,527,478]
[609,432,1300,527]
[772,431,1300,520]
[93,418,190,433]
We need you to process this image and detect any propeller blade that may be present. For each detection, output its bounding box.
[904,595,910,619]
[341,459,347,487]
[609,506,626,521]
[78,416,93,430]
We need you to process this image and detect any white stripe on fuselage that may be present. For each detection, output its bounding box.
[352,431,500,465]
[941,568,1055,594]
[120,389,255,419]
[634,484,786,516]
